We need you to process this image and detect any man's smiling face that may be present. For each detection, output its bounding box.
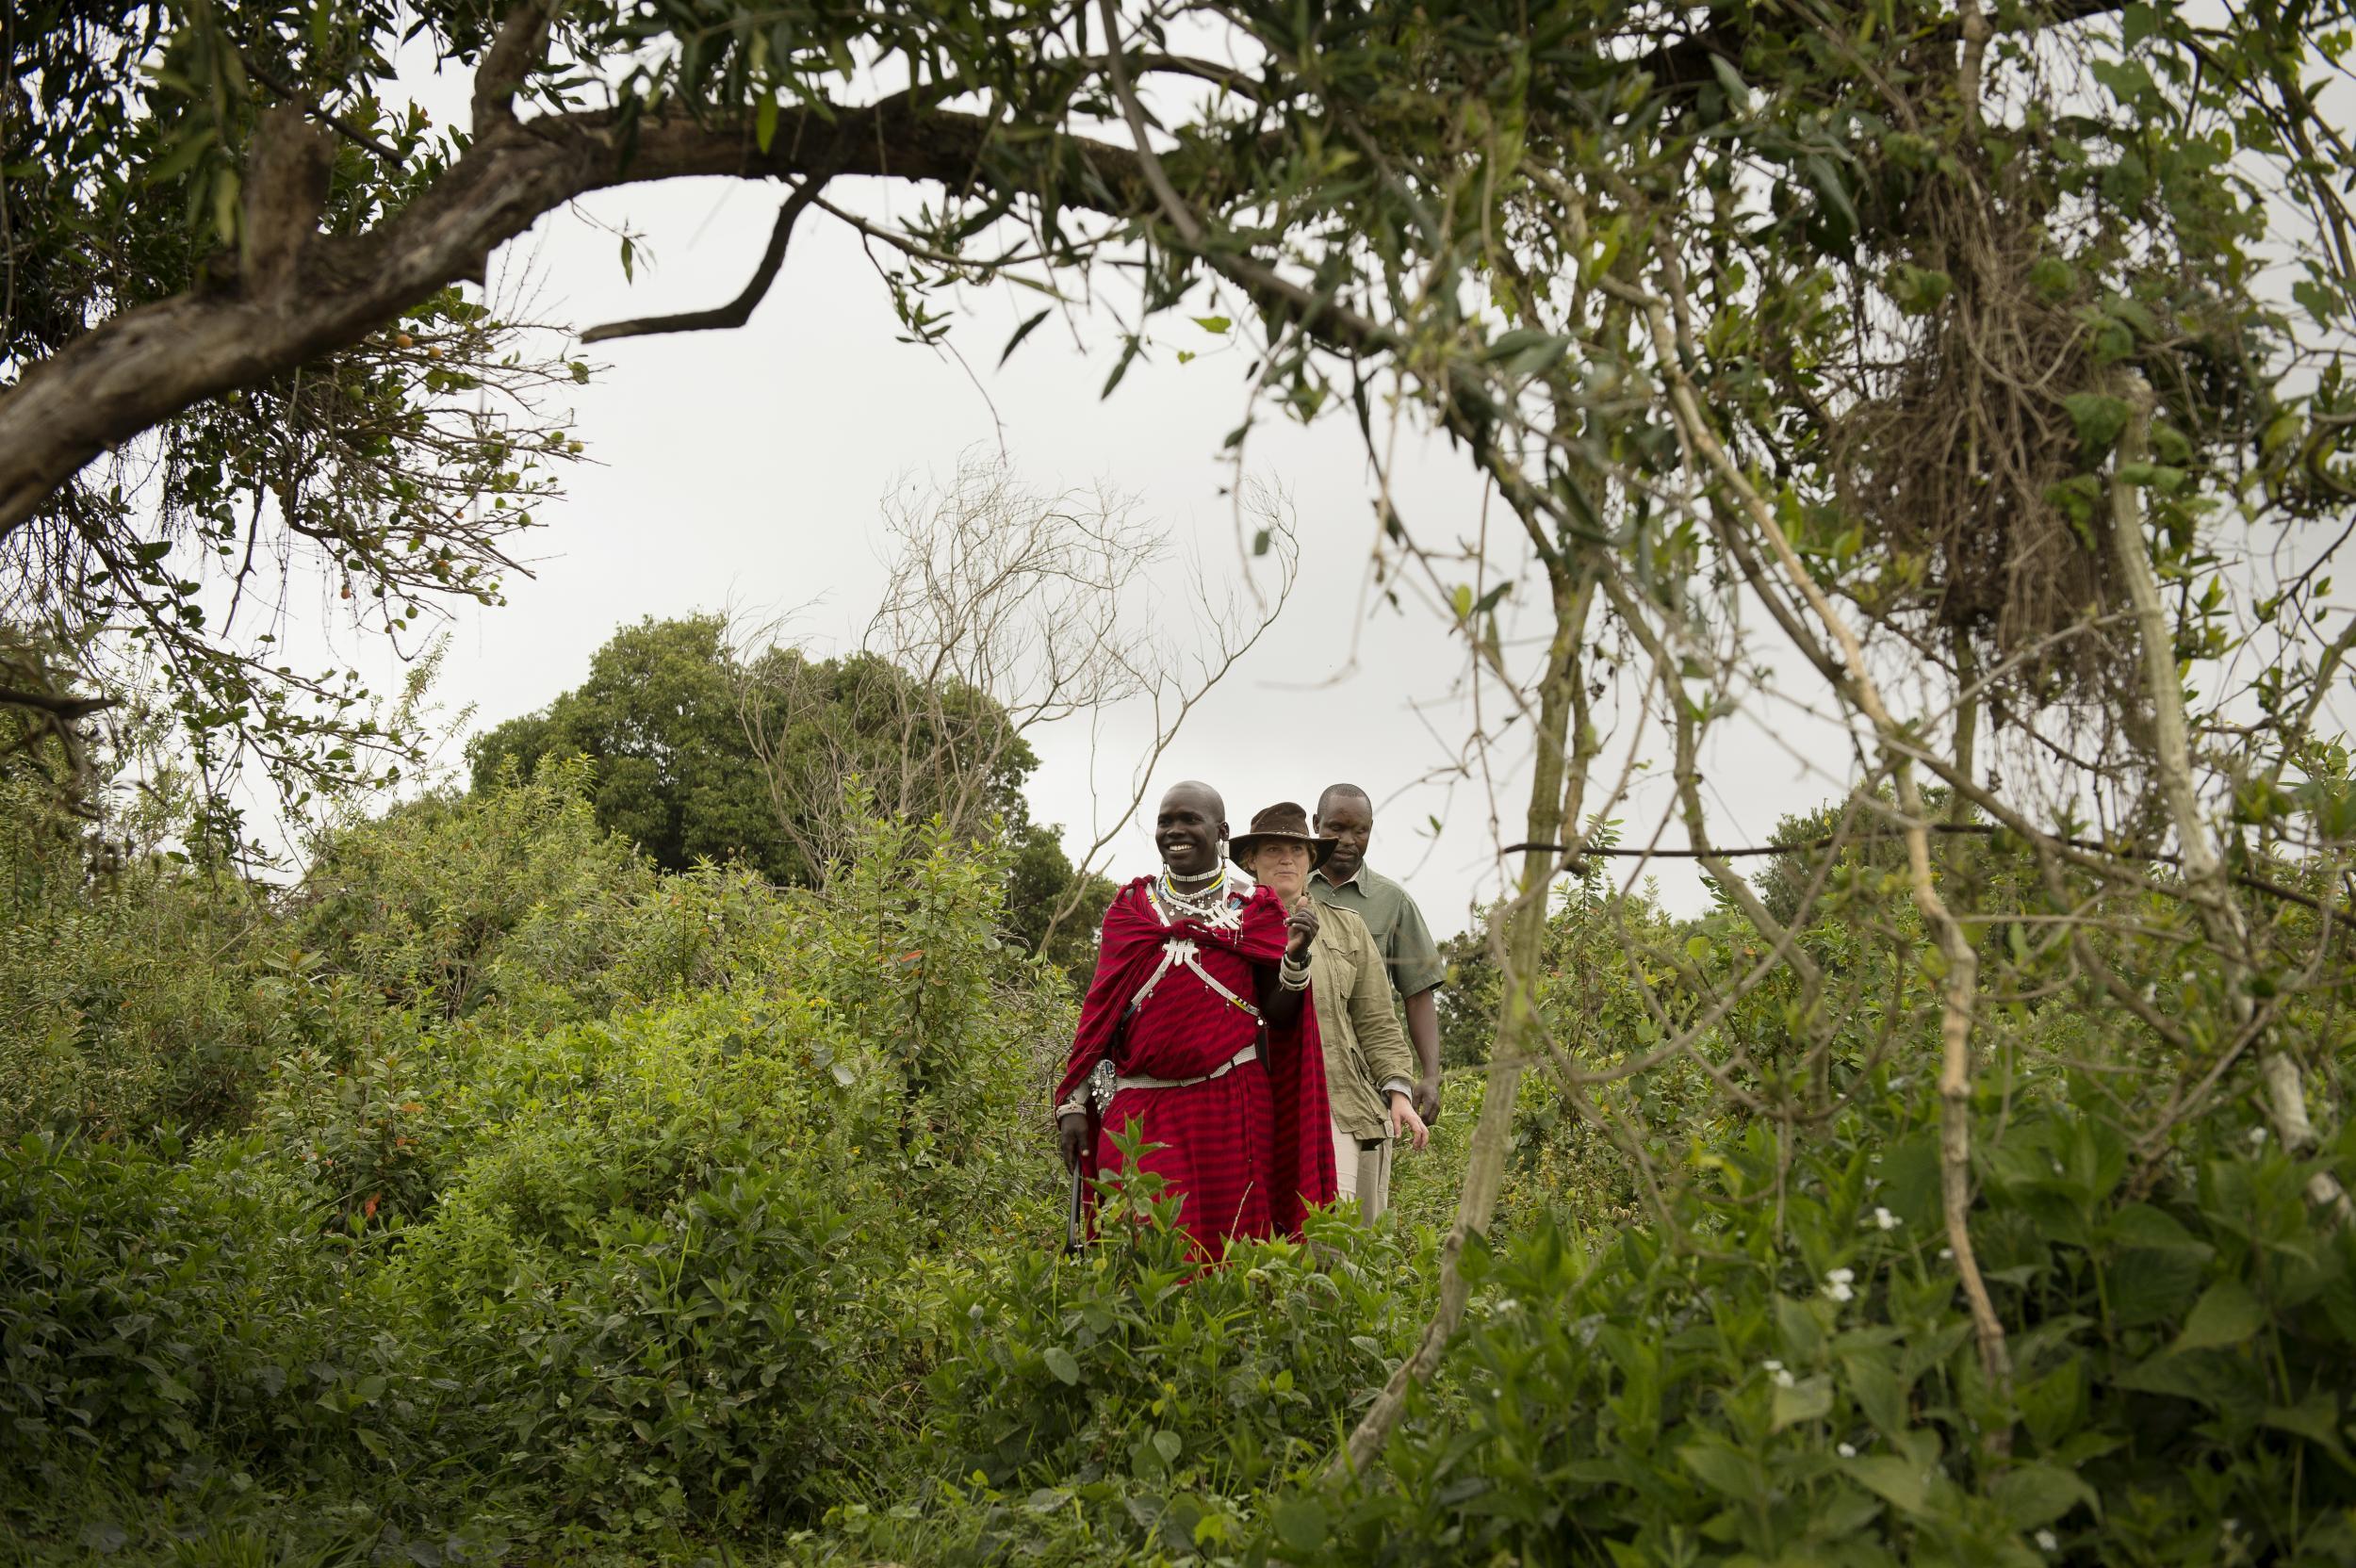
[1155,782,1227,876]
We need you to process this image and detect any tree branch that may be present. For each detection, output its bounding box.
[472,0,560,131]
[580,175,831,344]
[1499,823,2348,917]
[0,91,1153,539]
[0,687,116,721]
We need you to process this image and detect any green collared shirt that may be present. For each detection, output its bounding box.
[1308,861,1447,1001]
[1306,903,1418,1139]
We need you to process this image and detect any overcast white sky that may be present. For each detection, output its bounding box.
[343,162,1875,939]
[285,35,2315,939]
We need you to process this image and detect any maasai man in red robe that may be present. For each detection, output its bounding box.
[1055,780,1337,1258]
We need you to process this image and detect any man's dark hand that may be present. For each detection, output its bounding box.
[1414,1076,1444,1124]
[1057,1111,1091,1171]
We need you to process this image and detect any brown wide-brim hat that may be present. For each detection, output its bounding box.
[1229,800,1338,870]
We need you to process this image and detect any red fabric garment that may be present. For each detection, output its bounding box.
[1057,876,1337,1254]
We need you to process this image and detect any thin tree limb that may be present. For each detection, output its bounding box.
[581,176,830,344]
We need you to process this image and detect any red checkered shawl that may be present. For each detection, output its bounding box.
[1056,876,1337,1240]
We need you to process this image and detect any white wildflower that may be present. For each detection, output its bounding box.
[1837,1442,1857,1459]
[2035,1529,2059,1552]
[1762,1359,1784,1372]
[1939,1247,1954,1260]
[1824,1266,1857,1303]
[1873,1206,1900,1231]
[2249,1126,2268,1146]
[1772,1366,1796,1388]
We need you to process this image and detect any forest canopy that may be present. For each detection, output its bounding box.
[466,613,1112,963]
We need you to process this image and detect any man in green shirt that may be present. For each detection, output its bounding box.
[1309,784,1448,1123]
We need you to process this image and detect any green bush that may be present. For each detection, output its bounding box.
[0,778,349,1142]
[1301,1070,2356,1567]
[824,1140,1438,1565]
[0,780,1086,1559]
[295,759,662,1028]
[0,1130,421,1490]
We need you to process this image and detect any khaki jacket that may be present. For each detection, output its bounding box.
[1307,903,1417,1139]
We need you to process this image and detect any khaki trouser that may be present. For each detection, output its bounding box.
[1332,1119,1394,1222]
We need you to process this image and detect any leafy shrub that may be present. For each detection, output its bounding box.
[1301,1070,2356,1567]
[879,1141,1437,1563]
[1,782,1085,1559]
[0,1130,421,1490]
[295,759,660,1027]
[0,779,352,1142]
[420,1149,866,1536]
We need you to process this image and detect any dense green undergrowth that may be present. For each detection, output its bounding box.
[4,770,2353,1566]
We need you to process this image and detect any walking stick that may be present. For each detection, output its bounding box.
[1065,1160,1088,1256]
[1063,1058,1116,1256]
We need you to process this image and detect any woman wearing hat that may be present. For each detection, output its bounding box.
[1231,802,1430,1221]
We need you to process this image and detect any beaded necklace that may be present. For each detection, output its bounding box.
[1156,864,1228,922]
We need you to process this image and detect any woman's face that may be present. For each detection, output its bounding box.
[1250,841,1311,901]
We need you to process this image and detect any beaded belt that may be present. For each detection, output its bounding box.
[1114,1042,1261,1093]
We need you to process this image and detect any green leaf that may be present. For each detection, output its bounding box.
[145,124,219,186]
[1504,335,1574,379]
[1805,155,1859,238]
[1840,1348,1906,1439]
[2172,1278,2265,1353]
[755,92,779,154]
[1042,1347,1081,1385]
[1102,336,1142,398]
[1710,54,1751,108]
[2110,1245,2205,1328]
[1271,1497,1327,1552]
[2063,393,2133,452]
[1677,1441,1759,1501]
[1772,1373,1834,1431]
[1991,1462,2097,1529]
[2029,255,2078,300]
[1482,326,1555,364]
[1889,264,1953,315]
[1192,315,1232,335]
[2115,1351,2212,1401]
[1848,1455,1929,1514]
[1152,1429,1182,1463]
[2263,1394,2356,1471]
[2018,1357,2085,1448]
[2103,1203,2209,1254]
[998,307,1052,368]
[2116,461,2186,493]
[1775,1293,1827,1361]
